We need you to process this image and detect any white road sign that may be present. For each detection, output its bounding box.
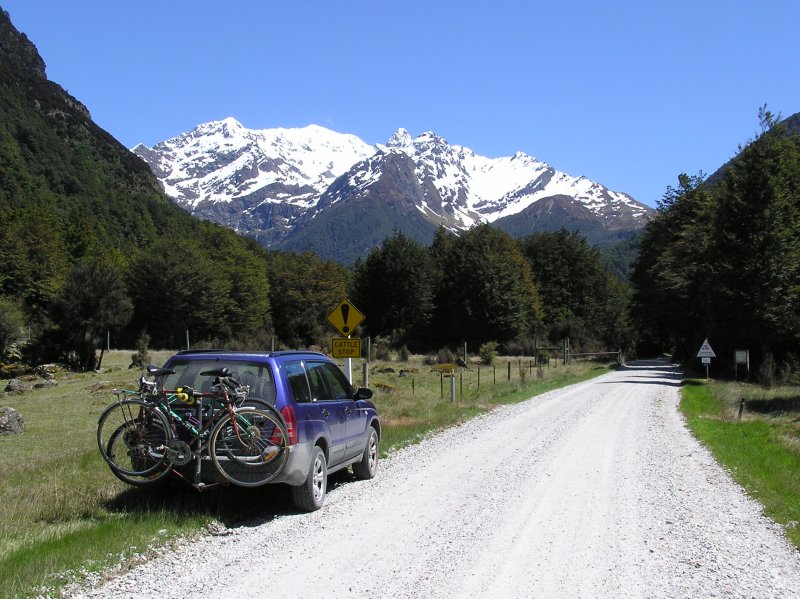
[697,338,717,358]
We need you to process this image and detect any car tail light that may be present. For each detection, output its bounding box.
[278,405,298,445]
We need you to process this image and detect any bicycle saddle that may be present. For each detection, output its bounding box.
[146,364,176,377]
[199,367,230,378]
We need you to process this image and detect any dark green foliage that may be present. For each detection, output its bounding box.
[350,229,434,347]
[265,251,350,348]
[598,233,642,281]
[50,259,133,370]
[631,112,800,375]
[431,224,542,346]
[0,13,282,357]
[520,229,633,352]
[126,238,234,348]
[0,295,25,357]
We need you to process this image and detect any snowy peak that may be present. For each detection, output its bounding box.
[134,119,375,210]
[132,119,654,258]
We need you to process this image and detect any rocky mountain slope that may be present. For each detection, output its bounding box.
[134,120,654,262]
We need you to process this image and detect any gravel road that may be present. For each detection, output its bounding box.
[70,361,800,598]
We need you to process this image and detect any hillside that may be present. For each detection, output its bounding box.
[133,120,654,263]
[0,7,275,355]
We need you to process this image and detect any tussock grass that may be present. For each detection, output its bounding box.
[681,379,800,549]
[0,351,612,597]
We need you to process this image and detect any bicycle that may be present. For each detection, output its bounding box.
[97,365,289,489]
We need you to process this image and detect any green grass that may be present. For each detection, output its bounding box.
[0,351,613,597]
[680,379,800,549]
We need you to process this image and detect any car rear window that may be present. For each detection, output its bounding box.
[160,359,277,404]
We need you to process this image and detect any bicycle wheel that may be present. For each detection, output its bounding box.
[209,407,289,487]
[103,419,174,487]
[97,399,172,481]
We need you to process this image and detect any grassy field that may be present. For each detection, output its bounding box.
[680,378,800,549]
[0,350,612,598]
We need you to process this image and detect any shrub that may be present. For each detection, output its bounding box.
[0,297,25,359]
[373,338,392,361]
[130,333,152,369]
[479,341,499,365]
[759,353,776,388]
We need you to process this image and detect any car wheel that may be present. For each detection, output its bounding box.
[352,427,379,480]
[291,446,327,512]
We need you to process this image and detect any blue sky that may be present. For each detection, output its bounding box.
[4,0,799,207]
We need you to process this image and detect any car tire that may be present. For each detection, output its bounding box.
[291,445,327,512]
[352,427,379,480]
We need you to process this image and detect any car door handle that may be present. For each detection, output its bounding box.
[321,409,330,418]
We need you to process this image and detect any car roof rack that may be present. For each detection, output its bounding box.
[175,349,238,355]
[174,349,326,358]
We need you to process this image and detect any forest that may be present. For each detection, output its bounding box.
[631,108,800,382]
[0,17,797,382]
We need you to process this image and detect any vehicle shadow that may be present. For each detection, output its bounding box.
[103,469,355,528]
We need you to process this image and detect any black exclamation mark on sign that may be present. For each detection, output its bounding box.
[341,304,350,334]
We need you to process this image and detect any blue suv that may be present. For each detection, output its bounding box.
[159,349,380,511]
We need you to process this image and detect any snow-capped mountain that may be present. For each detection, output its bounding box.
[133,119,653,260]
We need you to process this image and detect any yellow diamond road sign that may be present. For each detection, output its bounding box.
[327,298,365,337]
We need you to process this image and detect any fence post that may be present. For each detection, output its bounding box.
[507,361,511,381]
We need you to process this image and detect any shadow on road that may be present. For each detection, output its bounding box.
[103,469,356,528]
[600,359,686,388]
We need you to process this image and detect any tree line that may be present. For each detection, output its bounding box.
[0,215,630,369]
[630,108,800,382]
[2,38,795,381]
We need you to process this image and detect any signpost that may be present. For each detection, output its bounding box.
[332,337,361,359]
[696,338,716,379]
[735,349,750,379]
[327,298,365,383]
[327,298,365,337]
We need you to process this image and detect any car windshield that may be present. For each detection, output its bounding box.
[159,358,277,405]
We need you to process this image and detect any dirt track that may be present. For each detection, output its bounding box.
[72,361,800,598]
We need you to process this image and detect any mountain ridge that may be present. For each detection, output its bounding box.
[133,118,654,262]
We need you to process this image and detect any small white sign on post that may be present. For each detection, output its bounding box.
[696,339,717,358]
[697,338,716,379]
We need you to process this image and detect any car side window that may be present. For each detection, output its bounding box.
[306,361,333,401]
[285,361,311,404]
[316,361,354,400]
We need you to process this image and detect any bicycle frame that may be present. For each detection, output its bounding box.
[111,378,258,489]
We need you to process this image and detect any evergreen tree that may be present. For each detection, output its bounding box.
[51,259,132,370]
[431,224,541,346]
[521,229,632,351]
[631,110,800,374]
[127,238,232,348]
[351,229,434,347]
[265,251,349,348]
